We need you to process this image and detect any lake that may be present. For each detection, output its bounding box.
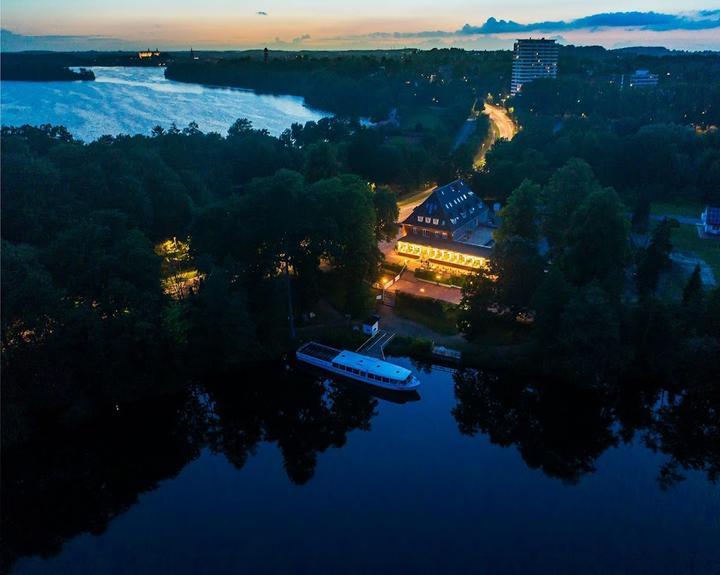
[3,358,719,574]
[0,67,328,141]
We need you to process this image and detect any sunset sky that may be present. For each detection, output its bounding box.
[2,1,719,51]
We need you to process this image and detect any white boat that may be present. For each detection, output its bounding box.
[296,342,421,392]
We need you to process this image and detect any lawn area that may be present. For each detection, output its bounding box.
[651,201,704,219]
[398,106,444,131]
[394,292,459,335]
[672,223,720,277]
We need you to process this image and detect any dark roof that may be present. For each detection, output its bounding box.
[397,234,493,259]
[402,179,483,232]
[706,206,720,226]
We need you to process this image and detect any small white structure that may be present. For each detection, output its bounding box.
[622,69,659,88]
[362,315,380,336]
[702,206,720,235]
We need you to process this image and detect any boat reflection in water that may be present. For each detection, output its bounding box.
[321,376,421,404]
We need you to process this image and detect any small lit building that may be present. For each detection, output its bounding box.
[396,179,493,272]
[138,49,162,59]
[362,315,380,336]
[622,69,659,88]
[701,206,720,235]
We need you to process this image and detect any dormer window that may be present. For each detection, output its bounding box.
[432,218,439,225]
[417,216,423,222]
[425,217,431,223]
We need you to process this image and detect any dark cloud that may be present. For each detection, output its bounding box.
[356,11,720,41]
[256,11,267,16]
[458,11,720,35]
[1,28,137,51]
[292,34,311,44]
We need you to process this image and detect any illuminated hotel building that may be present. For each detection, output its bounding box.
[511,38,559,96]
[396,179,492,272]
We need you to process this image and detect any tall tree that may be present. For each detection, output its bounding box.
[543,158,601,254]
[561,187,629,295]
[683,264,704,307]
[495,179,541,242]
[459,237,544,336]
[372,186,399,242]
[636,217,678,296]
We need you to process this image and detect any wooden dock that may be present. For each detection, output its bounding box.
[357,330,395,360]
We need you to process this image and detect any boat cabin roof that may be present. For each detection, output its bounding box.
[333,350,412,381]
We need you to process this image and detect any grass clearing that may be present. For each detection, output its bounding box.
[398,106,444,131]
[394,292,459,335]
[672,224,720,278]
[651,201,704,219]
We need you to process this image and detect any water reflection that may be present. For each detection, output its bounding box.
[1,367,378,571]
[3,361,719,572]
[452,368,720,488]
[205,374,378,485]
[1,392,207,572]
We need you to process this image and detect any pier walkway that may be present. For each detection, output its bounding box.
[357,330,395,359]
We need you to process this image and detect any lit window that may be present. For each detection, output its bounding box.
[432,218,439,225]
[417,216,423,222]
[425,217,431,223]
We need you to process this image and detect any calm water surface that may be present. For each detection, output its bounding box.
[0,67,327,140]
[4,359,719,574]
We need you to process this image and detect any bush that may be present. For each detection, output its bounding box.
[385,335,433,360]
[395,292,459,334]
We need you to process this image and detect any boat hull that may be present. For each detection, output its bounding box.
[296,351,420,392]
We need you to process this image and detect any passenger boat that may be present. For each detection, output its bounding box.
[296,342,421,392]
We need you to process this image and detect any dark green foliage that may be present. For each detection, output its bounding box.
[372,186,400,242]
[560,187,629,294]
[683,265,704,306]
[556,284,625,386]
[636,218,678,296]
[1,123,397,435]
[459,237,544,337]
[543,158,600,254]
[495,179,541,242]
[532,267,575,345]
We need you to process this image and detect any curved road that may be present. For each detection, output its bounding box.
[483,102,517,141]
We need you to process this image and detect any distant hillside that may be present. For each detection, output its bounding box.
[1,53,95,81]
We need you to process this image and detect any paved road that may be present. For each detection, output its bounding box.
[390,272,463,305]
[483,102,517,141]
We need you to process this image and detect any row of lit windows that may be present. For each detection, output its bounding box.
[331,362,406,384]
[397,242,485,269]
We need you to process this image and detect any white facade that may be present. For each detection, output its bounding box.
[511,39,559,96]
[623,69,659,88]
[702,207,720,235]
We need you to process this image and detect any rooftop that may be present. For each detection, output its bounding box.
[333,351,412,381]
[402,179,483,233]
